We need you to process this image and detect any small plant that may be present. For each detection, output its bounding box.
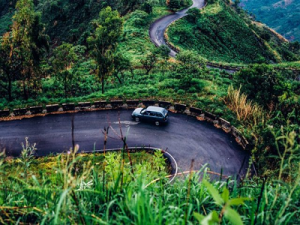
[194,179,250,225]
[19,137,37,179]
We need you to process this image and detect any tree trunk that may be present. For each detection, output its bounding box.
[23,80,28,100]
[64,76,67,99]
[101,75,105,94]
[8,77,12,101]
[114,73,122,84]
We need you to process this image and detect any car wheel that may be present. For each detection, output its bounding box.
[155,121,160,126]
[135,117,140,122]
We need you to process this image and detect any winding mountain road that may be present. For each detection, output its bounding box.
[0,110,249,176]
[0,1,250,177]
[149,0,206,57]
[149,0,240,73]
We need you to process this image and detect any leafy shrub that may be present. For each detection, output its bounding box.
[177,89,185,95]
[130,10,148,27]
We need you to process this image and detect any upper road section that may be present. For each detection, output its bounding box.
[149,0,206,57]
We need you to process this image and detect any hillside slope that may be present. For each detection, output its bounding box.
[167,0,299,64]
[0,0,123,44]
[241,0,300,41]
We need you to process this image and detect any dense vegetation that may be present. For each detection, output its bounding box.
[0,0,300,223]
[167,0,300,64]
[0,135,299,224]
[241,0,300,42]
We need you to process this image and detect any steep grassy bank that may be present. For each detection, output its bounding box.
[0,142,299,224]
[167,0,299,64]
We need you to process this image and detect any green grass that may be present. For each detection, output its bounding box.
[118,6,171,64]
[0,133,299,224]
[167,0,299,64]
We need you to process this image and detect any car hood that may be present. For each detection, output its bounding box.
[132,108,143,115]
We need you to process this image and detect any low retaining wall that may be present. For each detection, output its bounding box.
[0,99,250,150]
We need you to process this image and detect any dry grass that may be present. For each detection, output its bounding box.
[224,85,268,127]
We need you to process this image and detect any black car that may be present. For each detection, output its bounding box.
[132,106,169,126]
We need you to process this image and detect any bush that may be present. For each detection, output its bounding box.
[177,89,185,95]
[130,10,148,27]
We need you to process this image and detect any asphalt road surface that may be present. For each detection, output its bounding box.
[0,110,249,176]
[149,0,205,57]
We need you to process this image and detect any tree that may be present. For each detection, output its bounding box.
[156,45,170,74]
[0,0,48,101]
[175,50,206,90]
[174,27,194,44]
[235,64,289,110]
[176,50,206,69]
[113,53,131,84]
[206,0,218,4]
[0,33,22,101]
[141,51,158,75]
[157,45,170,59]
[87,7,123,94]
[51,43,86,98]
[142,2,153,14]
[131,10,148,27]
[187,8,201,23]
[122,0,145,13]
[11,0,49,100]
[167,0,181,10]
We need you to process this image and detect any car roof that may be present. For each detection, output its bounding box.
[146,106,167,113]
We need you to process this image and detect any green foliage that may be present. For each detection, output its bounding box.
[51,43,86,98]
[0,0,49,101]
[167,0,192,11]
[0,11,13,34]
[141,2,153,14]
[18,137,37,180]
[1,140,299,224]
[113,53,131,84]
[186,7,202,23]
[194,179,249,225]
[235,64,289,109]
[241,0,300,41]
[168,0,181,10]
[174,50,207,90]
[168,0,299,64]
[206,0,218,4]
[130,9,149,27]
[0,33,19,101]
[87,6,123,93]
[141,50,158,74]
[157,45,170,59]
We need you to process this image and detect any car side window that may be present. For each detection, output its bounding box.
[149,112,155,116]
[157,113,163,118]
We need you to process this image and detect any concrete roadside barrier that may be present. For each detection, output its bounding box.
[46,104,60,113]
[62,103,75,111]
[174,103,186,113]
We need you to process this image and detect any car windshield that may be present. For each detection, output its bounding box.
[163,109,168,116]
[141,108,147,114]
